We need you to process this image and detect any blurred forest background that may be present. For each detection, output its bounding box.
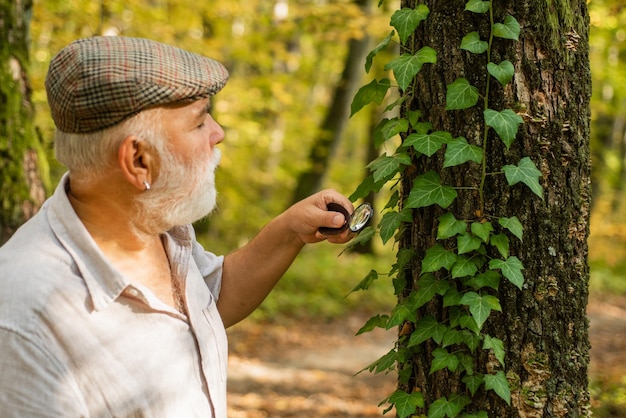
[12,0,626,414]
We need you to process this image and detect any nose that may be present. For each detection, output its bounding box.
[208,115,225,145]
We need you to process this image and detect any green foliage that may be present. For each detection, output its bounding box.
[349,1,546,416]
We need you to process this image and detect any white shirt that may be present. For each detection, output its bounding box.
[0,174,228,417]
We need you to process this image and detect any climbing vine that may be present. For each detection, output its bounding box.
[347,1,544,417]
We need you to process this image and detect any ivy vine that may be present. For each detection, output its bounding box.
[347,1,544,417]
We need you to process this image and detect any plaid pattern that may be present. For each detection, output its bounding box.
[45,36,229,133]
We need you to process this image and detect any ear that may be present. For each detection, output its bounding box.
[118,135,157,191]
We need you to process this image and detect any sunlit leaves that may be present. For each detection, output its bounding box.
[446,78,480,110]
[380,209,412,244]
[484,371,511,404]
[351,78,391,117]
[390,5,430,44]
[368,153,411,182]
[461,32,488,54]
[407,171,458,209]
[487,60,515,86]
[365,30,394,72]
[385,47,437,92]
[493,15,520,41]
[499,216,523,241]
[443,136,483,168]
[502,157,544,198]
[484,108,524,149]
[404,130,451,156]
[470,221,493,243]
[465,0,490,13]
[483,335,506,367]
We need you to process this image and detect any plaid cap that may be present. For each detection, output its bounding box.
[45,36,229,133]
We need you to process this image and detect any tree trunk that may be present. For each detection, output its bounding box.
[0,0,46,245]
[399,0,591,416]
[291,0,373,204]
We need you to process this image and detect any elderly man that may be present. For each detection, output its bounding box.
[0,36,354,417]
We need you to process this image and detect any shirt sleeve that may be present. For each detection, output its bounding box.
[190,231,224,301]
[0,328,87,417]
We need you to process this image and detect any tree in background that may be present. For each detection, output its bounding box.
[351,0,591,415]
[0,0,47,244]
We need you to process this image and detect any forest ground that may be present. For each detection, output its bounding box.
[226,294,626,418]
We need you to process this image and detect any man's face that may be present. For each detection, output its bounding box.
[134,98,225,232]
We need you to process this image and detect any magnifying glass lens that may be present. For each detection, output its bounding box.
[319,202,373,235]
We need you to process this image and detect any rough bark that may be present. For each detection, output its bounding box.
[399,0,591,416]
[0,0,46,244]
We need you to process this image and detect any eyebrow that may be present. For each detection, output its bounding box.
[195,101,212,121]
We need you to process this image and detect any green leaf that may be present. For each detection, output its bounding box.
[362,348,399,374]
[462,374,484,396]
[414,274,450,308]
[406,171,458,209]
[442,328,464,348]
[365,30,394,72]
[387,297,418,329]
[380,209,412,244]
[351,78,392,117]
[459,292,502,330]
[430,348,460,374]
[368,153,411,182]
[381,117,410,141]
[404,131,451,157]
[390,5,430,44]
[443,136,483,168]
[350,269,379,292]
[489,256,524,289]
[409,314,448,346]
[466,270,501,291]
[349,174,386,200]
[487,60,514,86]
[465,0,490,13]
[483,108,524,149]
[464,412,489,418]
[461,31,488,54]
[406,110,422,128]
[493,15,520,41]
[428,395,470,418]
[499,216,524,241]
[421,243,457,273]
[384,47,437,92]
[502,157,544,198]
[446,78,480,110]
[356,314,389,335]
[388,390,424,418]
[483,335,506,367]
[451,255,479,278]
[490,233,510,258]
[470,221,493,243]
[443,287,462,307]
[457,232,482,255]
[484,371,511,404]
[437,212,467,239]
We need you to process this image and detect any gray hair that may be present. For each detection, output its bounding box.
[54,108,166,183]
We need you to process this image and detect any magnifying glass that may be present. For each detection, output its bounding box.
[319,202,373,235]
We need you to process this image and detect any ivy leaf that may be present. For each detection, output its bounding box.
[414,274,450,308]
[465,0,490,13]
[490,233,510,258]
[384,47,437,92]
[404,130,451,157]
[368,153,411,183]
[387,296,418,329]
[428,395,470,418]
[464,411,490,418]
[443,136,483,168]
[409,314,448,346]
[356,314,389,335]
[502,157,544,199]
[489,256,524,289]
[483,335,506,367]
[443,287,463,308]
[388,390,424,418]
[406,110,422,128]
[470,221,493,243]
[484,371,511,405]
[380,117,410,141]
[483,108,524,149]
[422,243,457,273]
[390,5,430,44]
[430,348,460,374]
[493,15,520,41]
[437,212,467,239]
[499,216,524,241]
[462,373,485,396]
[451,255,479,278]
[487,60,514,86]
[406,171,458,209]
[467,270,501,291]
[361,347,399,374]
[350,174,386,200]
[380,209,412,244]
[350,269,379,293]
[457,232,482,255]
[365,30,394,72]
[446,78,480,110]
[461,31,488,54]
[459,292,502,330]
[351,78,392,117]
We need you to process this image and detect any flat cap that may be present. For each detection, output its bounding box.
[45,36,229,133]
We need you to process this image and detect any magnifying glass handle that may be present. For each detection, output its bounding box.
[318,203,349,235]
